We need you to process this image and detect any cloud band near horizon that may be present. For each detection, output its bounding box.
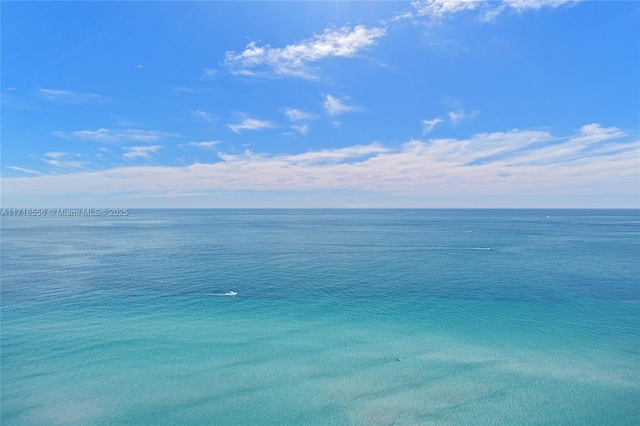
[3,124,638,204]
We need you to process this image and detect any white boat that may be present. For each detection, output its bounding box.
[224,291,238,296]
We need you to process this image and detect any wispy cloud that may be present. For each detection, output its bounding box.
[41,152,87,171]
[404,0,580,22]
[284,108,313,122]
[502,0,579,12]
[448,109,478,124]
[194,109,215,122]
[188,141,220,148]
[479,0,580,21]
[55,128,177,143]
[201,68,218,79]
[5,166,43,175]
[173,86,197,93]
[37,88,102,103]
[284,108,313,135]
[292,125,309,135]
[44,152,67,160]
[503,124,629,166]
[412,0,480,19]
[123,145,162,160]
[280,144,389,164]
[69,129,114,141]
[224,25,386,78]
[228,118,275,133]
[324,95,357,116]
[422,118,443,134]
[6,124,636,203]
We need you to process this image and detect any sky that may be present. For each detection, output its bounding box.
[1,0,639,208]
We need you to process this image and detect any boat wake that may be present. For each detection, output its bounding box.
[202,291,238,297]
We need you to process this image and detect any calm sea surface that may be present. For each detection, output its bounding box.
[2,209,639,425]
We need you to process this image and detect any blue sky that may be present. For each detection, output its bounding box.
[2,0,639,208]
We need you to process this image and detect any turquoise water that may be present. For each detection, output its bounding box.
[2,210,639,425]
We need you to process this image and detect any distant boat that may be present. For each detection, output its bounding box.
[224,291,238,296]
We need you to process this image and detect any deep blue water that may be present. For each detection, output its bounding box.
[2,209,639,424]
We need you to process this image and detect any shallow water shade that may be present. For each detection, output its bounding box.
[2,209,639,425]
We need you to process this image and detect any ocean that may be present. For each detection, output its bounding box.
[1,209,638,425]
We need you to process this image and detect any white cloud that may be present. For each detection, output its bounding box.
[123,146,162,160]
[37,88,102,103]
[449,110,465,123]
[412,0,480,19]
[505,124,629,166]
[40,152,87,171]
[570,123,625,144]
[228,118,275,133]
[44,152,67,160]
[284,108,313,122]
[389,11,415,23]
[409,0,580,21]
[478,1,579,21]
[281,144,389,164]
[194,109,215,122]
[292,125,309,135]
[284,109,313,134]
[5,166,43,175]
[224,25,386,78]
[188,141,220,148]
[56,128,176,143]
[503,0,578,12]
[422,118,443,134]
[448,109,478,124]
[5,124,636,204]
[70,129,115,141]
[201,68,218,79]
[173,86,197,93]
[324,95,357,116]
